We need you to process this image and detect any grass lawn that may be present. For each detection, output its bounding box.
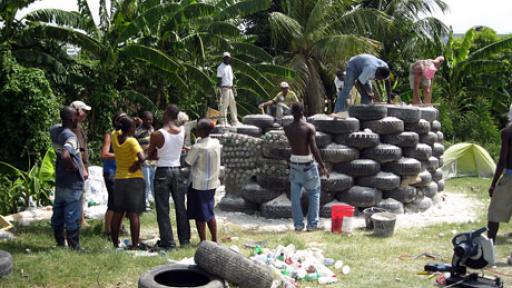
[2,177,512,287]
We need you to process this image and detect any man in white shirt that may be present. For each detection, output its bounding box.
[216,52,240,127]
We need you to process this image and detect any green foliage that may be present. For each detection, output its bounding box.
[0,49,59,169]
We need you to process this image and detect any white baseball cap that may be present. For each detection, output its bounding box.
[223,51,231,58]
[70,100,91,111]
[280,81,289,88]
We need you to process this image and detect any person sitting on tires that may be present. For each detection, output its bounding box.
[333,54,392,118]
[409,56,444,106]
[258,81,300,121]
[185,119,221,242]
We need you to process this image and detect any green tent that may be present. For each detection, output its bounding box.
[442,143,496,179]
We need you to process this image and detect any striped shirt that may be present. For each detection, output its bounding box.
[185,137,221,190]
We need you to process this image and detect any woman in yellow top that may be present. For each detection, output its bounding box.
[110,116,146,249]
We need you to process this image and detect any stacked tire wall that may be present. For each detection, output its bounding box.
[218,106,444,218]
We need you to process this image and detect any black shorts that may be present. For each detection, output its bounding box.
[104,173,115,210]
[187,185,216,221]
[113,178,145,214]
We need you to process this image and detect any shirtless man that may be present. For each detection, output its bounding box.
[284,103,329,231]
[487,109,512,243]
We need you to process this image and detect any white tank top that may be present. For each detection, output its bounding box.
[157,127,184,167]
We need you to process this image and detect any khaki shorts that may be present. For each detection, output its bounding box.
[409,73,431,89]
[488,174,512,222]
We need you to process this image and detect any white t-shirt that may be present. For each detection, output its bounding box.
[217,63,234,87]
[334,76,344,91]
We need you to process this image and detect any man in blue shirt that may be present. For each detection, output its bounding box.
[49,106,86,250]
[333,54,392,116]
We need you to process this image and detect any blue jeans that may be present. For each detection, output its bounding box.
[142,164,156,205]
[289,162,321,230]
[334,64,373,112]
[51,187,83,232]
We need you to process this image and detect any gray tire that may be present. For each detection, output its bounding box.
[334,130,379,149]
[376,198,404,214]
[348,105,388,120]
[432,143,445,158]
[419,107,439,122]
[0,250,12,278]
[241,182,282,204]
[315,131,333,148]
[194,241,274,288]
[260,194,293,219]
[279,115,294,127]
[335,159,381,177]
[356,172,401,191]
[419,181,438,198]
[432,168,443,181]
[381,132,419,147]
[386,106,420,123]
[236,124,262,138]
[419,132,438,146]
[361,117,404,135]
[436,180,445,192]
[256,158,289,177]
[298,189,336,206]
[436,131,444,142]
[262,147,291,160]
[257,174,289,192]
[403,143,432,161]
[320,144,359,164]
[218,197,258,214]
[431,120,441,132]
[321,172,353,192]
[242,114,275,130]
[313,117,360,134]
[361,144,402,163]
[422,156,440,172]
[404,119,431,134]
[336,186,383,208]
[382,158,422,176]
[411,170,433,187]
[138,264,226,288]
[405,197,432,213]
[383,186,417,204]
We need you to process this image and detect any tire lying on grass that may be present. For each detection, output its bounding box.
[348,105,387,120]
[261,194,293,219]
[241,182,282,204]
[312,116,360,134]
[138,264,226,288]
[386,106,420,123]
[405,197,432,213]
[218,197,258,214]
[382,158,422,176]
[376,198,404,214]
[335,159,381,177]
[381,132,419,148]
[242,114,275,130]
[404,119,431,134]
[334,130,380,149]
[356,172,401,191]
[361,144,402,163]
[0,250,12,278]
[336,186,382,208]
[320,144,359,164]
[361,117,404,135]
[383,186,417,204]
[403,143,432,161]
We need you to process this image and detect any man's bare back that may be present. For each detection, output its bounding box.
[284,121,315,156]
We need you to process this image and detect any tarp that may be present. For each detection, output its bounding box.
[442,143,496,179]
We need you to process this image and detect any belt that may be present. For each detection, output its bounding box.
[290,161,314,166]
[157,166,180,169]
[221,86,233,89]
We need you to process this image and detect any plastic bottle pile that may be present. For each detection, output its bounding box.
[218,105,444,218]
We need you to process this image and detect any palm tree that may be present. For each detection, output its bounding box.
[268,0,392,114]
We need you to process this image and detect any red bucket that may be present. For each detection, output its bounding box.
[331,204,355,234]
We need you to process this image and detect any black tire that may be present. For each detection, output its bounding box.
[279,115,294,127]
[432,168,443,181]
[436,131,444,142]
[315,131,332,148]
[381,132,419,148]
[194,241,274,288]
[382,158,422,176]
[431,120,441,132]
[235,124,262,138]
[419,181,438,198]
[0,250,12,278]
[403,143,432,161]
[419,107,439,122]
[261,147,291,160]
[299,189,336,206]
[419,132,438,146]
[242,114,275,130]
[348,105,388,120]
[256,158,289,177]
[404,119,431,134]
[361,117,404,135]
[335,159,381,177]
[376,198,404,214]
[383,186,417,204]
[218,197,259,214]
[386,106,421,124]
[405,197,432,213]
[257,174,289,192]
[436,180,445,192]
[241,182,282,204]
[138,264,225,288]
[334,130,380,149]
[313,117,360,134]
[421,156,440,172]
[260,194,293,219]
[361,144,402,163]
[336,186,382,208]
[356,172,401,191]
[320,144,359,164]
[411,170,433,187]
[321,172,353,192]
[432,143,445,158]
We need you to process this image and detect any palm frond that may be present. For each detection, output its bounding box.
[327,8,393,42]
[312,34,381,64]
[455,28,475,63]
[455,60,509,81]
[99,0,109,30]
[470,36,512,60]
[253,64,295,79]
[120,44,181,73]
[24,9,82,29]
[216,0,271,20]
[230,57,273,88]
[230,42,272,62]
[269,12,303,49]
[164,3,216,31]
[206,21,241,38]
[28,25,103,56]
[236,74,271,100]
[119,89,157,110]
[183,63,216,96]
[12,48,67,75]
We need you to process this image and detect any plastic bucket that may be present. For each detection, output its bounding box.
[331,204,355,234]
[363,207,387,229]
[371,212,397,237]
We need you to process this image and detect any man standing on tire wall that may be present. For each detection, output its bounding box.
[217,52,240,127]
[284,103,329,231]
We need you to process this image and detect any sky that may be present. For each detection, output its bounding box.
[17,0,512,34]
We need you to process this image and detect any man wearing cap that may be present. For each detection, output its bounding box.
[216,52,240,127]
[70,100,90,226]
[409,56,444,106]
[258,81,300,121]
